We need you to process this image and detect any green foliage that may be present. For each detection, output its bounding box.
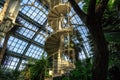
[107,0,115,9]
[62,77,70,80]
[70,58,92,80]
[105,32,120,43]
[107,42,120,80]
[30,59,47,80]
[103,0,120,29]
[113,0,120,7]
[108,43,120,67]
[0,67,20,80]
[82,0,99,12]
[21,58,48,80]
[82,0,89,13]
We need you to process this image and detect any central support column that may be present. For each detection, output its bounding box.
[57,16,64,74]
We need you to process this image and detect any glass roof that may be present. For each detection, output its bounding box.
[0,0,91,70]
[8,36,28,54]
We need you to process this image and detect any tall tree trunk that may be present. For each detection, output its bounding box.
[88,21,109,80]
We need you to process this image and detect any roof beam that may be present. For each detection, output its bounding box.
[11,33,44,48]
[18,12,46,31]
[6,50,37,60]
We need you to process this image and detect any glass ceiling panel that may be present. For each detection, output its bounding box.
[17,27,36,39]
[34,30,48,45]
[45,24,54,33]
[25,44,44,59]
[20,0,29,4]
[0,6,2,12]
[70,14,83,25]
[83,42,91,56]
[19,60,28,70]
[76,27,88,42]
[39,30,49,37]
[7,36,28,54]
[79,51,86,59]
[16,17,38,39]
[69,9,75,17]
[20,0,48,25]
[3,56,19,70]
[34,34,46,45]
[18,17,39,31]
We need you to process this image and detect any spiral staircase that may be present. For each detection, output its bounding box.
[44,0,77,80]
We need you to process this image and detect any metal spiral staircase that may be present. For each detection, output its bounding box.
[44,0,76,79]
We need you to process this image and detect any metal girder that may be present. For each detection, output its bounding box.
[11,33,44,48]
[6,50,37,60]
[19,11,51,34]
[19,12,45,30]
[18,8,51,34]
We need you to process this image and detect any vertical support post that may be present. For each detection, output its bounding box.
[0,0,10,24]
[52,54,54,75]
[0,0,20,45]
[57,16,61,74]
[5,0,21,23]
[57,49,61,73]
[57,15,64,74]
[0,0,10,46]
[0,0,21,64]
[0,33,4,46]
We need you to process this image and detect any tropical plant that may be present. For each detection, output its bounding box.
[71,58,92,80]
[21,57,48,80]
[107,42,120,80]
[0,67,20,80]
